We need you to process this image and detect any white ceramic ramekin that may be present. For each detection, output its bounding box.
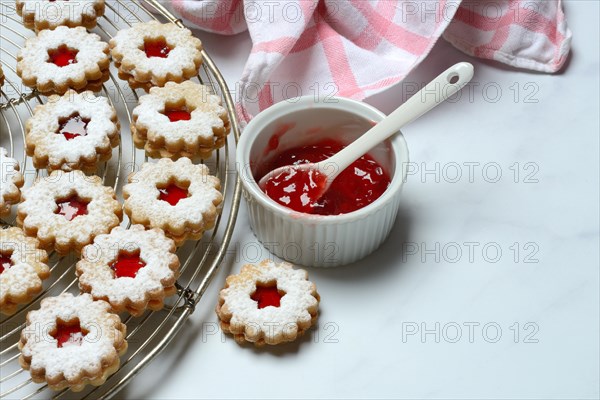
[237,96,409,267]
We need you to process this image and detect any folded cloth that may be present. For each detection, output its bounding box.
[171,0,572,122]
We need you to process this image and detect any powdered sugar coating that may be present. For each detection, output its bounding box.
[0,227,50,315]
[17,26,109,94]
[110,21,202,87]
[0,147,24,217]
[17,170,122,254]
[132,81,228,156]
[19,293,126,390]
[26,90,120,172]
[123,158,222,246]
[16,0,105,32]
[217,260,320,345]
[77,225,179,316]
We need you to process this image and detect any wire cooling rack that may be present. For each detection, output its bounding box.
[0,1,242,398]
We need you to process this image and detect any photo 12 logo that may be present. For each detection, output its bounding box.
[401,321,540,344]
[401,241,540,264]
[403,161,540,184]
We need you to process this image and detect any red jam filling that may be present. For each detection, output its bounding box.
[48,45,78,67]
[163,106,191,122]
[53,321,86,348]
[55,195,88,221]
[110,251,146,278]
[57,114,89,141]
[259,139,391,215]
[0,253,13,274]
[251,284,284,309]
[144,38,171,58]
[158,184,188,206]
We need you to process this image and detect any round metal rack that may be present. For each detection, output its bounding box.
[0,1,242,398]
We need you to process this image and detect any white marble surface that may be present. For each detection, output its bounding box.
[121,1,599,399]
[121,1,600,399]
[3,0,593,398]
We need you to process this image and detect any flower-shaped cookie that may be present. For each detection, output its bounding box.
[19,293,127,392]
[26,90,120,172]
[1,227,50,315]
[216,260,320,346]
[16,0,106,32]
[0,147,24,218]
[17,170,122,254]
[110,21,202,91]
[123,158,222,246]
[131,81,229,160]
[77,225,180,317]
[17,26,110,95]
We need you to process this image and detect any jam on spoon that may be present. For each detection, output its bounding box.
[260,140,390,215]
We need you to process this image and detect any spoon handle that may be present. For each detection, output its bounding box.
[324,62,474,179]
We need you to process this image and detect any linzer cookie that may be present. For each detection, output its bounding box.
[0,64,4,86]
[19,293,127,392]
[17,170,122,254]
[26,90,120,172]
[0,147,24,218]
[16,0,105,32]
[216,260,320,346]
[1,227,50,315]
[77,225,180,317]
[123,158,222,247]
[131,81,229,159]
[17,26,110,95]
[110,21,202,91]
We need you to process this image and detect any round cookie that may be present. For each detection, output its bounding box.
[0,147,24,218]
[0,227,50,315]
[110,21,202,90]
[17,26,110,95]
[17,170,122,254]
[19,293,127,392]
[216,260,320,346]
[131,81,229,160]
[16,0,106,32]
[26,90,120,172]
[77,225,180,317]
[122,158,222,246]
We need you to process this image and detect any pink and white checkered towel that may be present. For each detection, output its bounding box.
[171,0,572,122]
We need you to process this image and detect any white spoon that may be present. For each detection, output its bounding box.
[259,62,475,202]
